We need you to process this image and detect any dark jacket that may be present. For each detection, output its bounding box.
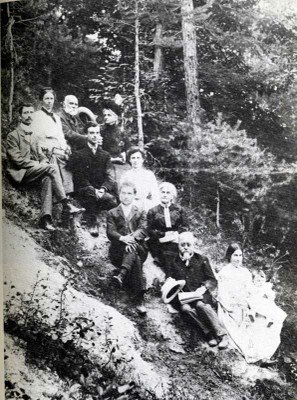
[147,203,188,240]
[58,109,87,150]
[106,204,147,243]
[69,145,115,193]
[171,252,217,294]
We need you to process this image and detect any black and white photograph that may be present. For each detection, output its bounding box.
[1,0,297,398]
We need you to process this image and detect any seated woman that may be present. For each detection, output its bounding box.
[217,243,287,364]
[147,182,188,277]
[31,87,73,195]
[120,146,160,211]
[106,181,148,314]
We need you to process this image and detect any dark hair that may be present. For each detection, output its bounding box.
[85,121,100,133]
[39,87,56,101]
[127,146,146,163]
[101,99,121,116]
[19,103,34,115]
[225,243,242,262]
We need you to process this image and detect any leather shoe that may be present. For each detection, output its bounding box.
[136,304,147,315]
[111,275,123,288]
[218,335,229,350]
[39,216,56,231]
[208,338,218,347]
[64,202,85,215]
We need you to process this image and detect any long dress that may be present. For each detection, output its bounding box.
[120,168,160,212]
[217,264,287,363]
[31,108,74,194]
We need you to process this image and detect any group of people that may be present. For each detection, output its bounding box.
[6,87,287,363]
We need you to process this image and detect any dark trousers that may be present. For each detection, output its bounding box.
[23,163,66,219]
[77,186,117,225]
[170,293,226,338]
[109,242,148,297]
[148,239,179,277]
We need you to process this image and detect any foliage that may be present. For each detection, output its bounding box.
[4,276,148,400]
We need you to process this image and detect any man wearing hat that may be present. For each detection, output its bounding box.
[167,232,228,349]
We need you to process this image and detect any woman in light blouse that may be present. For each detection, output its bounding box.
[32,87,73,194]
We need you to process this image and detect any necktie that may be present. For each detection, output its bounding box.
[41,107,56,123]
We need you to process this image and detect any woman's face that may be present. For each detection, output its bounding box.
[230,249,243,267]
[130,151,144,169]
[160,186,174,205]
[42,92,55,111]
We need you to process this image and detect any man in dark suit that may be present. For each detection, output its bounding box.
[69,122,117,236]
[106,181,148,314]
[6,103,84,231]
[58,95,87,151]
[169,232,228,349]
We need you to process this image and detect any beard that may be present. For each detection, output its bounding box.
[180,250,193,260]
[65,105,78,116]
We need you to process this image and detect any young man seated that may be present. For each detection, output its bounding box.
[106,181,148,314]
[69,122,118,236]
[167,232,229,349]
[6,103,84,231]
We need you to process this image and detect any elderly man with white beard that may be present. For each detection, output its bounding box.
[168,232,229,349]
[58,95,87,151]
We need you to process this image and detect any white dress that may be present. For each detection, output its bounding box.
[32,109,73,194]
[217,264,287,363]
[120,168,160,211]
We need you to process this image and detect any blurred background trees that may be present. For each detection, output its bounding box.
[2,0,297,259]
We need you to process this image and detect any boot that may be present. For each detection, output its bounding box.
[39,215,56,231]
[62,199,85,215]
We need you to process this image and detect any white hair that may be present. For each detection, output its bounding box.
[179,231,196,244]
[159,182,177,201]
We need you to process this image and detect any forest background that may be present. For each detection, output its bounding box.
[1,0,297,398]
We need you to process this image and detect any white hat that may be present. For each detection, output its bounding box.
[161,277,186,304]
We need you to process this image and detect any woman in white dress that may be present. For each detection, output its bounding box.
[120,146,160,211]
[32,87,73,194]
[217,243,287,364]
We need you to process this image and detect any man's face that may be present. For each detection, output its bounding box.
[120,186,135,206]
[42,92,55,111]
[103,108,118,125]
[87,126,101,145]
[179,238,194,257]
[64,95,78,116]
[20,107,35,126]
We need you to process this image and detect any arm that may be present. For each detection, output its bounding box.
[61,118,87,148]
[147,208,165,239]
[202,257,217,288]
[178,207,189,233]
[147,171,160,205]
[101,155,116,192]
[132,210,147,241]
[6,133,39,169]
[69,152,92,188]
[106,211,122,241]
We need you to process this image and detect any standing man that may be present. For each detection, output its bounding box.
[169,232,229,349]
[58,95,87,151]
[69,122,118,236]
[6,103,84,231]
[107,181,148,314]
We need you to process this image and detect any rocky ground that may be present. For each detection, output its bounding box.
[3,171,297,400]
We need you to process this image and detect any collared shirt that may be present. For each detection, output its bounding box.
[41,106,56,123]
[121,203,133,220]
[179,252,194,267]
[161,203,172,228]
[88,143,98,155]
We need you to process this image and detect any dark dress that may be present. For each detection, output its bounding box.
[147,203,188,277]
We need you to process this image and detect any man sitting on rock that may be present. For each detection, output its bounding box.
[58,95,87,151]
[106,181,148,314]
[6,103,84,231]
[167,232,229,349]
[69,122,117,236]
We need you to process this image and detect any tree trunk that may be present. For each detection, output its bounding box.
[134,0,144,150]
[7,2,15,123]
[153,23,163,81]
[181,0,201,131]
